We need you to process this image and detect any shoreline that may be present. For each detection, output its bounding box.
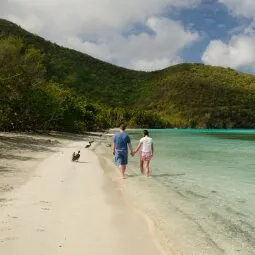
[94,137,173,255]
[99,129,255,255]
[0,132,166,255]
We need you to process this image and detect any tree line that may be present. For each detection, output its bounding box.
[0,36,166,133]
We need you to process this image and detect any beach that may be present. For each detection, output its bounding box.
[0,132,165,255]
[2,130,254,255]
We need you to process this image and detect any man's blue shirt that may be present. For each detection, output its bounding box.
[113,132,130,151]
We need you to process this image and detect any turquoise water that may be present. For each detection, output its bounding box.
[123,129,255,255]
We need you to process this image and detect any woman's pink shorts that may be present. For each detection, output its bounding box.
[140,152,152,161]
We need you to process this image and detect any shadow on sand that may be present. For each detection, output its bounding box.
[0,135,57,153]
[0,166,13,173]
[41,132,88,141]
[0,134,59,166]
[0,154,38,161]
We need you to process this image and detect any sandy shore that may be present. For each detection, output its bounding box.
[0,132,165,255]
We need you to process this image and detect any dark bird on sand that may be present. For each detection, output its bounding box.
[85,141,94,148]
[72,150,80,161]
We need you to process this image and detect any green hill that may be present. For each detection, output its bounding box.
[1,18,255,131]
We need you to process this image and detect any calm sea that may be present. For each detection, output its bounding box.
[119,129,255,255]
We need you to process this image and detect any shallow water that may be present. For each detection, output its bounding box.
[123,129,255,255]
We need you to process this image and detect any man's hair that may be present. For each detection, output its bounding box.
[119,123,127,131]
[143,130,149,136]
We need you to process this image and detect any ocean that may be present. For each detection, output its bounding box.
[102,129,255,255]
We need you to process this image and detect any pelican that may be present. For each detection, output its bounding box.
[85,140,94,148]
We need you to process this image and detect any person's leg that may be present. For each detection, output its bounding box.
[119,165,126,178]
[140,160,144,174]
[121,151,128,178]
[117,151,128,179]
[116,151,125,178]
[144,160,150,177]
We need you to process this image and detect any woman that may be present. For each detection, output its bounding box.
[133,130,154,177]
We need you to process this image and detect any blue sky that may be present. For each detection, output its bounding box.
[177,0,238,62]
[173,0,251,65]
[1,0,255,73]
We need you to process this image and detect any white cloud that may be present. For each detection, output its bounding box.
[65,17,198,71]
[0,0,200,70]
[202,35,255,70]
[202,0,255,71]
[218,0,255,20]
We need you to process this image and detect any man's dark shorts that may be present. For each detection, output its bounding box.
[115,150,128,165]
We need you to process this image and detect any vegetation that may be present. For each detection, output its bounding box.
[1,19,255,132]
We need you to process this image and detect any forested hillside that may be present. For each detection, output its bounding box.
[1,19,255,131]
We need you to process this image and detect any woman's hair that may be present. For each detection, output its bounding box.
[143,130,149,136]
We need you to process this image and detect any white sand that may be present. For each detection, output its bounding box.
[0,134,165,255]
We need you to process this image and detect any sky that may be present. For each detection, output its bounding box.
[1,0,255,73]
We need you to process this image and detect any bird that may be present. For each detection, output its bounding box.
[72,150,80,161]
[85,140,94,148]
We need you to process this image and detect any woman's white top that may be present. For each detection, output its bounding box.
[140,137,153,152]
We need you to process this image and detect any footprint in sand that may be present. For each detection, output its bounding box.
[41,207,50,211]
[36,228,45,232]
[7,215,18,220]
[38,201,51,211]
[2,237,18,243]
[40,201,50,204]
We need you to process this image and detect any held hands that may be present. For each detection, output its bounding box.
[130,151,136,157]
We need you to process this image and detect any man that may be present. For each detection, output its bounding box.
[113,123,133,179]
